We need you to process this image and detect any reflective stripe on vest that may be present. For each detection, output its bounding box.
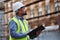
[19,20,28,33]
[9,17,29,40]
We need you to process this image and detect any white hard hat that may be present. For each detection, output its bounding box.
[12,2,24,12]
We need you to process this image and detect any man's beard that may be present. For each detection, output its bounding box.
[22,12,27,16]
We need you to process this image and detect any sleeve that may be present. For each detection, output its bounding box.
[9,20,27,38]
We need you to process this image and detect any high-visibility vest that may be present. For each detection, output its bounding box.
[9,17,29,40]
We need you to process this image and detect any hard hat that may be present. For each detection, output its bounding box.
[12,2,24,12]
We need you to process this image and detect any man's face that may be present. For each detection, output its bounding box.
[18,7,27,16]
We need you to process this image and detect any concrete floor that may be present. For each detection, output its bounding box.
[31,30,60,40]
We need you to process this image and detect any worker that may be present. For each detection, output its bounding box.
[9,2,40,40]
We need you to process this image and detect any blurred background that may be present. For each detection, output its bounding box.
[0,0,60,40]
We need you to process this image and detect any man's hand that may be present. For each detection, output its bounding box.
[36,30,41,36]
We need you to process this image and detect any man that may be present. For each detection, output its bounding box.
[9,2,40,40]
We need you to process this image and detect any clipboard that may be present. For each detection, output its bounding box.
[27,25,45,39]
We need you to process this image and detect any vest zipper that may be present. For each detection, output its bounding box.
[22,20,26,31]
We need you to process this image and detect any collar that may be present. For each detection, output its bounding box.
[16,15,24,20]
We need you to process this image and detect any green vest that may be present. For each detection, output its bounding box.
[9,17,29,40]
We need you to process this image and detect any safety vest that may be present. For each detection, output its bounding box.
[9,17,29,40]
